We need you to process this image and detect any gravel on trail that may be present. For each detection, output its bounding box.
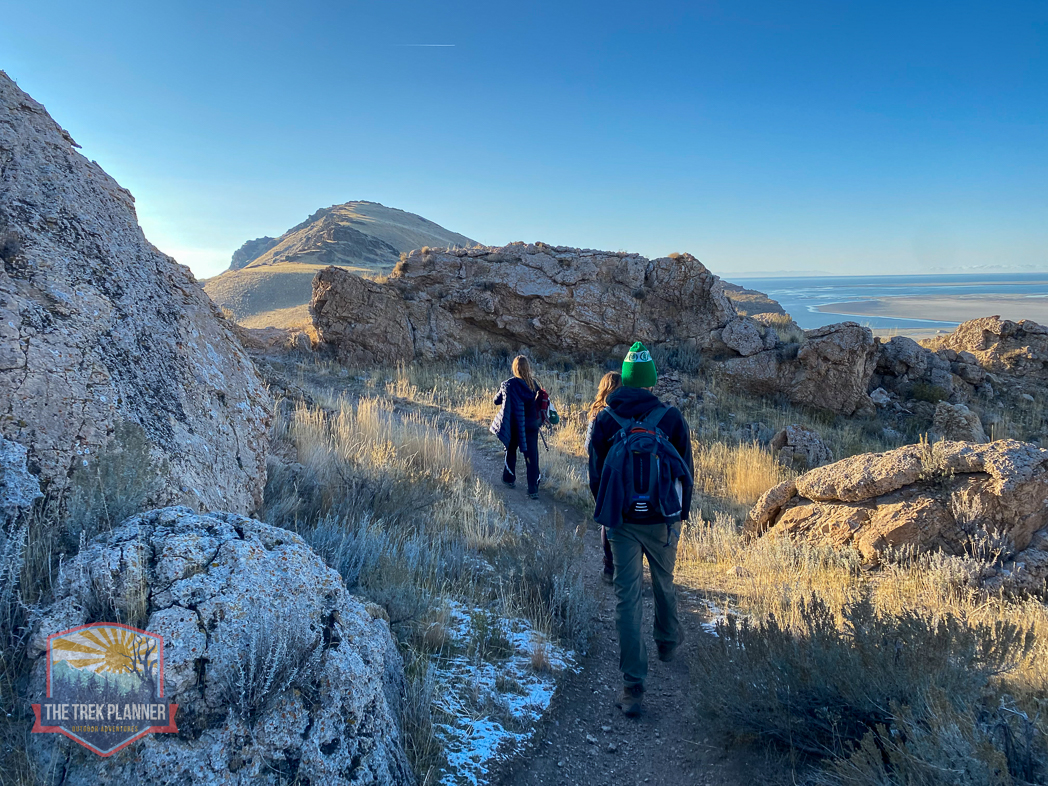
[468,439,783,786]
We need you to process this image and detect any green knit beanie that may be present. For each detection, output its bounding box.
[622,342,657,388]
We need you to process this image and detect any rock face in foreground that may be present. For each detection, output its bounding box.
[716,322,879,416]
[311,244,737,363]
[28,507,413,786]
[0,72,270,512]
[746,440,1048,594]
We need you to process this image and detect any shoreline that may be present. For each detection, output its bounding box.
[816,295,1048,327]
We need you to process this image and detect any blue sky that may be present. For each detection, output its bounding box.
[4,0,1046,279]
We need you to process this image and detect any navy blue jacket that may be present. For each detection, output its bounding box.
[490,377,539,452]
[587,387,694,523]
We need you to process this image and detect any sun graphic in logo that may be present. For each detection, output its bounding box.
[51,626,158,676]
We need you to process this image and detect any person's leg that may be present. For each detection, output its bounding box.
[607,523,647,690]
[601,526,614,580]
[502,431,519,486]
[523,427,540,495]
[638,522,680,658]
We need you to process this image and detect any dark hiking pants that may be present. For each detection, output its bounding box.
[607,520,681,689]
[503,426,540,494]
[601,525,614,575]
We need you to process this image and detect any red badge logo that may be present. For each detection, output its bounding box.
[32,623,178,756]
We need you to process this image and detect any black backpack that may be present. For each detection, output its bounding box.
[594,404,691,526]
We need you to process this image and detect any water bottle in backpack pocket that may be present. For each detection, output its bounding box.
[593,404,693,528]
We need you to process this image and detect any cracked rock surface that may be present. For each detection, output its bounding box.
[0,71,269,512]
[746,440,1048,594]
[28,507,413,786]
[310,243,737,363]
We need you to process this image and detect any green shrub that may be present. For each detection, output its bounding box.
[65,421,165,546]
[911,382,950,404]
[692,594,1039,768]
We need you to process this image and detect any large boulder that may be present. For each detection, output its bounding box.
[720,316,766,357]
[28,507,413,785]
[770,425,833,470]
[717,323,878,415]
[932,402,988,443]
[0,72,270,512]
[745,440,1048,594]
[310,244,737,363]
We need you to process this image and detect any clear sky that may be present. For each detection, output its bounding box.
[4,0,1046,279]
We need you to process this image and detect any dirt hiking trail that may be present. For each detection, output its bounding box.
[463,437,782,786]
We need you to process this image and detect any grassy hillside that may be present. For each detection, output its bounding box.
[204,201,476,327]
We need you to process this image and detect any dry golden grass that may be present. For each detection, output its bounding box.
[677,513,1048,708]
[693,440,793,517]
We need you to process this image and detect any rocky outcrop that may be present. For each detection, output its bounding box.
[925,316,1048,381]
[746,440,1048,594]
[870,318,1048,414]
[717,323,878,415]
[871,335,954,399]
[719,281,786,316]
[932,402,987,443]
[228,236,278,271]
[311,244,737,364]
[0,436,41,524]
[0,72,270,512]
[28,507,413,785]
[770,425,832,470]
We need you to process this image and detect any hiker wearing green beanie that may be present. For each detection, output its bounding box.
[586,341,695,717]
[621,342,658,388]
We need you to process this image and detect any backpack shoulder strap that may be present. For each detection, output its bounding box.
[640,404,670,429]
[602,406,632,431]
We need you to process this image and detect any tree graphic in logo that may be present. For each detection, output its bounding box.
[32,624,178,756]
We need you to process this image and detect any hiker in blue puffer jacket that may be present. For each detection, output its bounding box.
[490,355,542,499]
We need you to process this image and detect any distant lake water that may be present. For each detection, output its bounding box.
[731,273,1048,332]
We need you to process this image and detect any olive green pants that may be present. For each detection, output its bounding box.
[606,520,681,689]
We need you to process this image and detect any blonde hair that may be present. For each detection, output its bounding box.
[512,355,537,392]
[589,371,622,421]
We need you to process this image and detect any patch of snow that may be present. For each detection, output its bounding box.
[432,601,575,786]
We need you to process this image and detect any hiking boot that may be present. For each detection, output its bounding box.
[616,684,644,717]
[657,628,684,663]
[601,569,614,585]
[527,491,539,500]
[502,479,516,489]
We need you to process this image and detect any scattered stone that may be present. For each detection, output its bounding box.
[607,743,618,753]
[870,387,892,407]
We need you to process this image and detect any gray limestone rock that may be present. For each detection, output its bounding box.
[0,72,270,513]
[27,507,413,785]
